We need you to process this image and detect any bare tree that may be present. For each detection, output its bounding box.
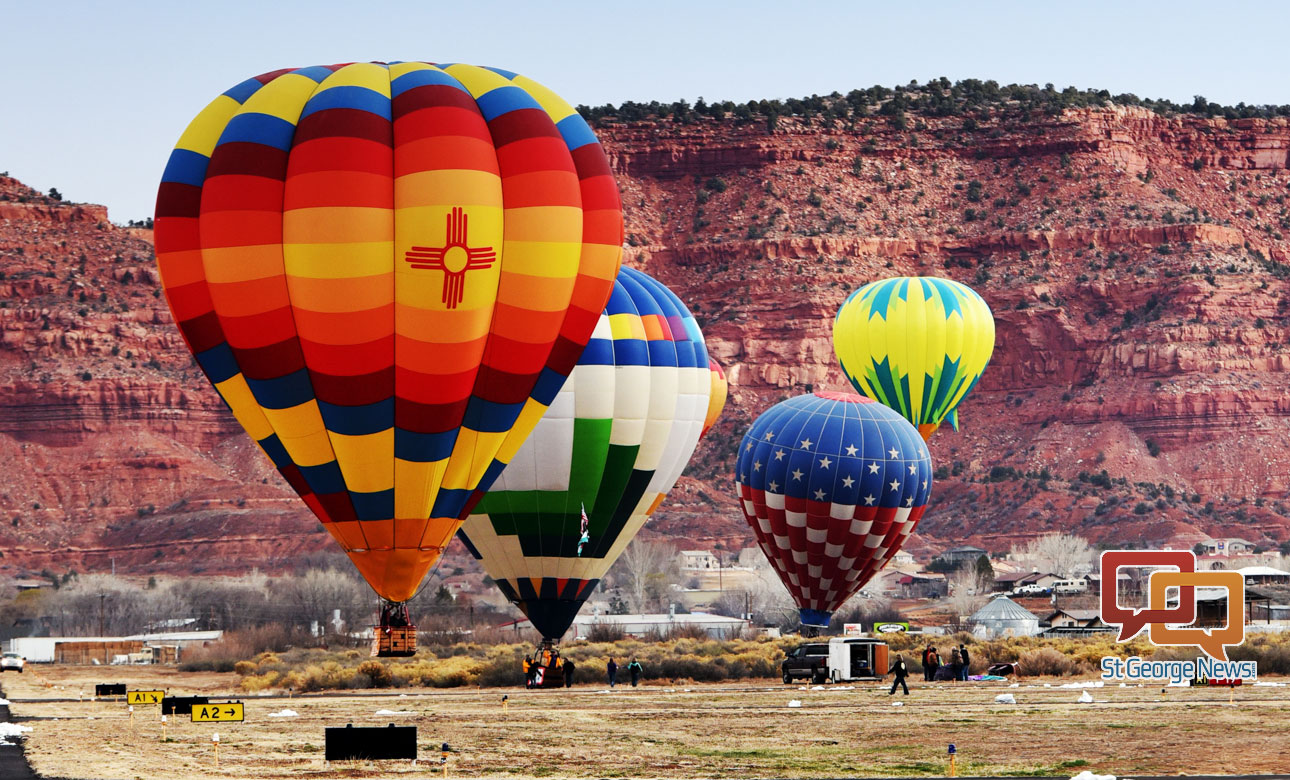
[946,567,988,620]
[1019,533,1094,578]
[612,539,680,613]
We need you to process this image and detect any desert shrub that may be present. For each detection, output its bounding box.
[240,671,280,692]
[585,622,626,642]
[356,659,393,687]
[233,660,257,676]
[1019,647,1086,676]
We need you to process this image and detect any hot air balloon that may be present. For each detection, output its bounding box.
[458,267,711,679]
[702,358,728,439]
[833,277,994,440]
[735,392,931,630]
[154,62,622,654]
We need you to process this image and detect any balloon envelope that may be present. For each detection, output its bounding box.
[701,358,728,439]
[154,63,622,602]
[833,276,994,440]
[459,266,710,639]
[735,392,931,627]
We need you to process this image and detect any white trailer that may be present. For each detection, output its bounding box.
[827,637,889,682]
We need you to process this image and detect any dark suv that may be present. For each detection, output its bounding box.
[781,643,829,684]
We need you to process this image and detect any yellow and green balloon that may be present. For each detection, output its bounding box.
[833,277,995,440]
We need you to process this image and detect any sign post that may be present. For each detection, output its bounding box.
[948,743,957,778]
[212,732,220,768]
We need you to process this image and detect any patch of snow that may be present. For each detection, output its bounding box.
[1008,683,1020,688]
[1078,690,1094,703]
[829,686,855,691]
[267,709,298,718]
[0,698,9,705]
[0,723,32,739]
[1059,681,1104,688]
[995,693,1017,704]
[1069,771,1116,780]
[810,685,825,691]
[890,701,904,706]
[374,709,414,716]
[1253,681,1286,687]
[787,700,802,708]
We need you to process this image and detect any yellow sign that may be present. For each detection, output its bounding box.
[127,690,164,705]
[192,702,244,723]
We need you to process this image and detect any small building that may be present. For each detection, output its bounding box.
[1044,609,1106,629]
[897,572,946,599]
[571,612,749,639]
[1201,538,1256,556]
[891,550,916,567]
[967,596,1041,638]
[1237,566,1290,586]
[679,550,719,570]
[941,546,988,566]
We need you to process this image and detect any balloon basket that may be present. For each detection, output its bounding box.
[525,641,568,689]
[372,625,417,658]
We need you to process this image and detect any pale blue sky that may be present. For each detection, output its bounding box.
[5,0,1289,221]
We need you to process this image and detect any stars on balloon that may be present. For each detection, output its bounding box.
[753,461,762,472]
[791,469,804,481]
[800,437,813,450]
[889,479,901,492]
[764,431,775,441]
[813,489,826,501]
[908,464,917,475]
[863,494,876,506]
[841,475,855,488]
[773,449,785,461]
[768,480,779,492]
[888,447,900,458]
[818,456,832,469]
[845,444,858,456]
[868,463,880,474]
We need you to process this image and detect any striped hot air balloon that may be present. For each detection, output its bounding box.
[735,392,931,628]
[458,266,711,640]
[702,358,728,439]
[833,277,995,440]
[154,62,622,604]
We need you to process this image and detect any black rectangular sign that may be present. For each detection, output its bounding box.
[161,695,209,716]
[325,724,417,761]
[95,684,127,697]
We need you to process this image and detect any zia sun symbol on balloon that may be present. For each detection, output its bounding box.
[404,207,497,309]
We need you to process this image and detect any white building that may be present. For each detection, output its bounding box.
[679,550,719,570]
[572,612,749,639]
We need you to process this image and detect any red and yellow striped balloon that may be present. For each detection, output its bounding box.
[154,63,622,601]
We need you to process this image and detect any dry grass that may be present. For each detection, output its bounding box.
[4,664,1290,778]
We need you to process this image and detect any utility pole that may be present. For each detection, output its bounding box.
[98,592,106,636]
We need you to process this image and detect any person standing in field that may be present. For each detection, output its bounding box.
[959,644,971,681]
[627,658,643,687]
[523,655,534,688]
[607,658,618,687]
[563,659,576,688]
[888,653,910,695]
[949,647,962,682]
[927,647,941,682]
[920,646,932,681]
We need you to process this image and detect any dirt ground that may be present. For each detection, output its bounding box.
[4,665,1290,779]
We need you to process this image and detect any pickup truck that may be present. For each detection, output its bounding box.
[781,643,830,684]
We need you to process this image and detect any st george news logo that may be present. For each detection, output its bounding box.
[1097,550,1257,683]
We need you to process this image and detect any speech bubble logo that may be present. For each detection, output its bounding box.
[1099,550,1196,641]
[1147,570,1245,661]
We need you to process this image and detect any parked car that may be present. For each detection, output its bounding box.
[1,652,25,672]
[781,643,830,684]
[1013,583,1050,596]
